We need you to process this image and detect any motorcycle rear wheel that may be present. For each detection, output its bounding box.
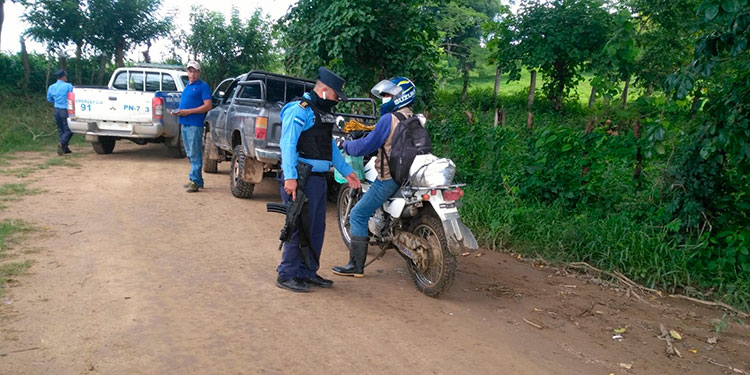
[408,213,457,297]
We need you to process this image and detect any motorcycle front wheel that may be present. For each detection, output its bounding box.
[408,213,457,297]
[337,183,359,249]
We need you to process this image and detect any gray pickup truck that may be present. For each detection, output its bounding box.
[203,70,376,199]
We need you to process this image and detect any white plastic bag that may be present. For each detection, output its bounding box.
[409,154,456,187]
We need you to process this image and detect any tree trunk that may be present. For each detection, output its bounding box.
[460,63,469,102]
[500,108,506,127]
[97,53,108,86]
[74,42,83,85]
[493,66,502,127]
[621,76,631,109]
[142,40,152,63]
[20,36,30,91]
[45,52,52,89]
[585,119,594,133]
[115,38,126,67]
[0,0,5,51]
[58,52,67,71]
[527,111,534,129]
[528,70,536,109]
[588,85,597,109]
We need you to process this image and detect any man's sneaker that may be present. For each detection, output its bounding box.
[56,143,64,156]
[303,274,333,288]
[63,146,72,154]
[183,182,204,189]
[185,181,200,193]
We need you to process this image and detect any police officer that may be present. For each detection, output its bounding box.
[276,67,362,293]
[47,69,74,155]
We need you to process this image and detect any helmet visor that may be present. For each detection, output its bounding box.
[370,79,402,98]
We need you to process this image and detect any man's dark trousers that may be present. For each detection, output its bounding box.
[277,173,327,280]
[54,108,73,146]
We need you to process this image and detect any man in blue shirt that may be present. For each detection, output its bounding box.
[46,69,74,155]
[174,61,212,193]
[276,67,361,292]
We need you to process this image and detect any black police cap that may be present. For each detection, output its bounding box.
[54,69,66,79]
[318,67,347,101]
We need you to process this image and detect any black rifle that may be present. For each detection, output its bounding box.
[266,162,314,268]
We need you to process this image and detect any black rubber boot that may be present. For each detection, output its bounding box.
[332,236,368,278]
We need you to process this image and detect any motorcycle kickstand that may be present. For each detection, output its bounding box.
[364,246,387,268]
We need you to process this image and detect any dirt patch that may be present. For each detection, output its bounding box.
[0,142,748,374]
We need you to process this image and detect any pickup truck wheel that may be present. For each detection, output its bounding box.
[92,137,116,154]
[166,134,186,158]
[202,131,218,173]
[229,145,255,199]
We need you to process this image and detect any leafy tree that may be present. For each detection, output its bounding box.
[428,0,500,101]
[87,0,172,67]
[626,0,702,94]
[665,0,750,285]
[513,0,610,111]
[184,6,275,87]
[279,0,441,100]
[22,0,87,81]
[589,10,640,108]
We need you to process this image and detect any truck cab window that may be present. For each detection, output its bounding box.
[180,75,189,88]
[129,71,144,91]
[286,82,305,102]
[267,79,285,104]
[146,72,161,92]
[112,72,128,90]
[239,84,262,100]
[162,74,177,91]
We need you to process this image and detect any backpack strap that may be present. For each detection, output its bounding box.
[380,111,408,180]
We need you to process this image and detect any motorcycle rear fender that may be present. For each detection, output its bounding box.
[442,213,479,255]
[423,194,478,255]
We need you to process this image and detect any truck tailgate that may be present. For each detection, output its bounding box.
[74,88,153,123]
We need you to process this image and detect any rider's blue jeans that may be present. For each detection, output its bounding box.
[349,178,400,237]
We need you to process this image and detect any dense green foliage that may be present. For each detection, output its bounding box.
[278,0,441,99]
[429,87,748,309]
[183,6,276,88]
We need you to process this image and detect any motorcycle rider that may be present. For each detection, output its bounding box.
[332,77,418,278]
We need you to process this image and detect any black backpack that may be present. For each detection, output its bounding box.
[383,112,432,184]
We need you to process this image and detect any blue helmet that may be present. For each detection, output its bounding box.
[371,77,416,115]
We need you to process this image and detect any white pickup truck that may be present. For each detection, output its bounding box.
[67,65,189,157]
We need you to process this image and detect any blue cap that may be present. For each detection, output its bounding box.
[317,67,347,101]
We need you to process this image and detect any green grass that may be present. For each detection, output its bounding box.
[0,219,33,258]
[441,63,641,105]
[0,91,86,155]
[0,260,32,296]
[0,183,42,211]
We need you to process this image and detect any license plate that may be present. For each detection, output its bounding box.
[98,122,132,131]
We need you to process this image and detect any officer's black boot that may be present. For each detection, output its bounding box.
[332,236,368,278]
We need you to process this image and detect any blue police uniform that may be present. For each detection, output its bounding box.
[277,92,354,280]
[47,79,74,149]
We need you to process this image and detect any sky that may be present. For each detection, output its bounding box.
[0,0,298,60]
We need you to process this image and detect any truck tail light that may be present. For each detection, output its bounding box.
[255,116,268,140]
[152,97,164,122]
[67,92,75,115]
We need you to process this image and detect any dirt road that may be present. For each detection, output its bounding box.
[1,143,748,374]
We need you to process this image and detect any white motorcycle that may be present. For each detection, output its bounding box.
[336,153,479,297]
